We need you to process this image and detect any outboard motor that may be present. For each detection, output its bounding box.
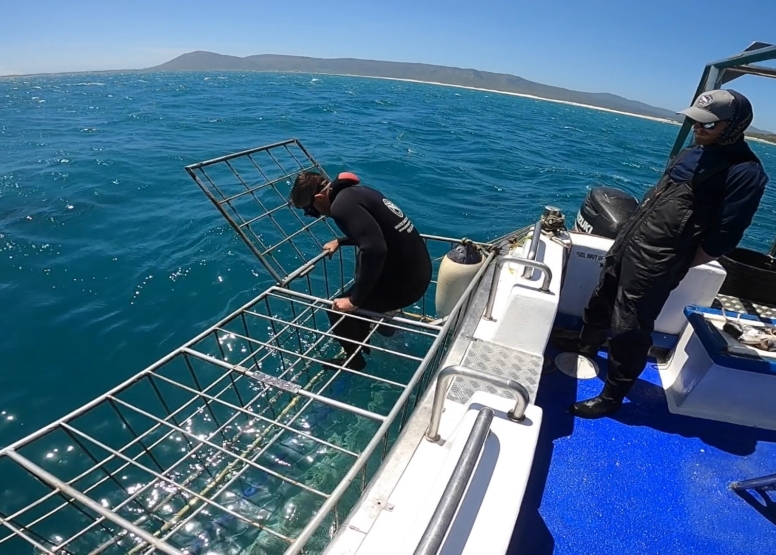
[573,186,639,239]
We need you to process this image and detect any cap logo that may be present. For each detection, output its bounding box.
[696,94,713,108]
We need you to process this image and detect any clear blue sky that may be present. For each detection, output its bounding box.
[3,0,776,130]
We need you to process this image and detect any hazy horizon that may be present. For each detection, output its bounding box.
[2,0,775,129]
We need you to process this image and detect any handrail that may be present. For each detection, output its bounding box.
[414,407,494,555]
[484,256,553,321]
[426,365,529,442]
[521,220,543,279]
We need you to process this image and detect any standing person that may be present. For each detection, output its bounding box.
[289,171,432,370]
[555,89,769,418]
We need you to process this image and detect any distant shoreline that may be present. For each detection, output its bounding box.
[323,73,680,125]
[2,67,774,145]
[319,73,776,145]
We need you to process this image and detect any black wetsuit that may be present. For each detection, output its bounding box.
[581,141,767,399]
[328,178,432,356]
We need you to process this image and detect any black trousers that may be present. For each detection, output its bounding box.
[327,280,428,357]
[580,248,685,399]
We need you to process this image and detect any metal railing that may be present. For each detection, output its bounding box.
[484,255,553,321]
[0,139,504,555]
[285,252,495,554]
[414,407,494,555]
[425,365,529,442]
[669,42,776,160]
[0,249,495,555]
[521,220,542,279]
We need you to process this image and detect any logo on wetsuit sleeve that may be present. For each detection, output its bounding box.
[383,198,414,233]
[383,198,404,218]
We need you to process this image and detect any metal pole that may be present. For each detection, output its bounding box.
[426,365,529,442]
[708,43,776,70]
[181,349,387,422]
[484,256,553,321]
[272,286,444,332]
[521,220,543,279]
[184,138,303,170]
[413,408,494,555]
[4,450,185,555]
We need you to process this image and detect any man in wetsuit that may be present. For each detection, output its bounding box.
[289,171,432,370]
[555,89,769,419]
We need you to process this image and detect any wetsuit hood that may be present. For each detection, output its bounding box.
[716,90,753,146]
[329,175,360,203]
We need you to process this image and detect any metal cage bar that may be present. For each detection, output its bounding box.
[283,250,495,553]
[185,139,344,286]
[2,137,501,554]
[0,244,483,554]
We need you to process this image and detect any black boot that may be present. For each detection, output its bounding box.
[374,311,400,337]
[569,392,623,419]
[374,323,396,337]
[551,334,599,358]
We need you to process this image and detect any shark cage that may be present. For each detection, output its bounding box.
[0,139,505,555]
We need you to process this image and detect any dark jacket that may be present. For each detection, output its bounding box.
[329,180,431,306]
[613,141,767,287]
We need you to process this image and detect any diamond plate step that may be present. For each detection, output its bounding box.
[449,339,543,404]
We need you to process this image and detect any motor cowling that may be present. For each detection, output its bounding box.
[574,186,638,239]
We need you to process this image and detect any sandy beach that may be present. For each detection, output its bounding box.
[1,69,675,124]
[325,73,680,125]
[324,73,776,145]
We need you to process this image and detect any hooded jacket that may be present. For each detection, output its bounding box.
[612,140,767,288]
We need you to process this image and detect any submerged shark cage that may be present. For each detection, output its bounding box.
[0,139,500,555]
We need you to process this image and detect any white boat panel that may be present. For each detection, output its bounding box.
[559,231,727,336]
[344,392,542,555]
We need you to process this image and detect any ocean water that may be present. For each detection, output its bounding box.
[1,71,776,552]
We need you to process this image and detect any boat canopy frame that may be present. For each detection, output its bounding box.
[669,41,776,159]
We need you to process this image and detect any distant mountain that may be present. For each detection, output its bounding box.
[149,51,685,122]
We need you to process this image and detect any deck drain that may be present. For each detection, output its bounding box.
[555,352,599,379]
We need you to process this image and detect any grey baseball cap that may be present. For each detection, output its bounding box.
[678,89,736,123]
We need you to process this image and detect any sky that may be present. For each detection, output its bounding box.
[2,0,776,130]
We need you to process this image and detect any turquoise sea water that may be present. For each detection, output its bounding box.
[2,71,776,552]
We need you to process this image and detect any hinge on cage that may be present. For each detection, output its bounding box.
[247,369,301,394]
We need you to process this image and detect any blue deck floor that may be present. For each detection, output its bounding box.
[508,349,776,555]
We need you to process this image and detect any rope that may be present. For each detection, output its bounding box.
[541,212,566,232]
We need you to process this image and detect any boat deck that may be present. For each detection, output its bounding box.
[510,346,776,555]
